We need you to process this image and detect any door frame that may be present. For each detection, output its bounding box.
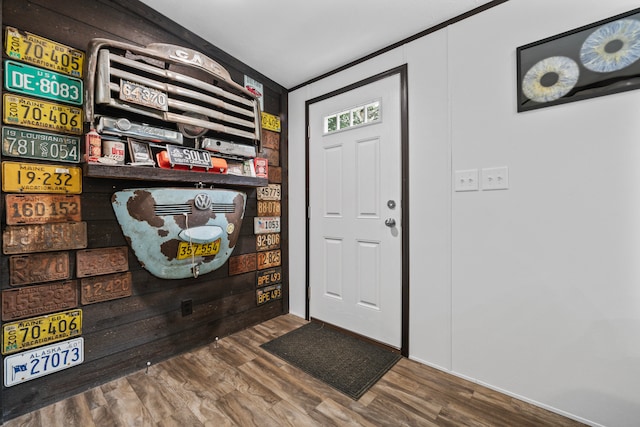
[305,65,410,356]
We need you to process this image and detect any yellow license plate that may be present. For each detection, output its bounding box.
[3,94,83,135]
[177,238,221,260]
[2,161,82,194]
[5,27,84,77]
[3,309,82,355]
[261,112,281,133]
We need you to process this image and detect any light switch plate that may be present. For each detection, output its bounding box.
[454,169,479,192]
[482,167,509,190]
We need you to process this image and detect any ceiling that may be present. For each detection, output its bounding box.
[139,0,495,89]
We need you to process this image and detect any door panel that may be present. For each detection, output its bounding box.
[309,74,402,348]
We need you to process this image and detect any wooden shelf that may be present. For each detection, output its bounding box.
[83,163,268,188]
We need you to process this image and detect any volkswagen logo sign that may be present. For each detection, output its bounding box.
[194,193,212,211]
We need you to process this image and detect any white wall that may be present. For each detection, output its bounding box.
[288,1,640,425]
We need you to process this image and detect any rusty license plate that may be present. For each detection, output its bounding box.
[10,251,70,286]
[3,94,83,135]
[256,284,282,306]
[256,184,281,201]
[256,233,280,252]
[6,194,81,225]
[3,222,87,254]
[4,27,84,77]
[76,246,129,278]
[256,267,282,288]
[2,126,81,163]
[2,280,77,321]
[2,161,82,194]
[120,79,168,111]
[257,200,281,216]
[257,249,281,270]
[254,216,280,234]
[228,253,257,276]
[81,272,132,305]
[2,309,82,355]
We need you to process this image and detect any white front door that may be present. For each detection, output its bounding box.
[308,74,402,348]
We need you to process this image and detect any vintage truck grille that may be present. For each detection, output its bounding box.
[85,39,261,148]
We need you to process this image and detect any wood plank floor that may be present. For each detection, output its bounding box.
[4,314,584,426]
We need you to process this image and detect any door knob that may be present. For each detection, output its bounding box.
[385,218,396,227]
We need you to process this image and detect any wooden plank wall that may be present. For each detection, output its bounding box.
[0,0,288,421]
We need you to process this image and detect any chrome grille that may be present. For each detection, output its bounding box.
[154,203,236,216]
[85,39,261,148]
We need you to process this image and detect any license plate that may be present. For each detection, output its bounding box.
[76,246,129,278]
[120,79,168,111]
[228,253,257,276]
[2,280,78,321]
[256,233,280,252]
[81,272,132,305]
[4,337,84,387]
[3,94,83,135]
[6,194,81,225]
[2,161,82,194]
[257,249,281,270]
[9,252,70,286]
[2,126,80,163]
[256,267,282,288]
[4,27,84,77]
[4,61,83,105]
[2,309,82,355]
[256,284,282,305]
[3,222,87,254]
[166,144,213,169]
[257,200,281,216]
[256,184,281,201]
[261,112,281,133]
[177,238,221,260]
[254,216,281,234]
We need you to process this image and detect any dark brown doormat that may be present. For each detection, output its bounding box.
[260,322,401,400]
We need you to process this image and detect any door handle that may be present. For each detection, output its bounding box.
[384,218,396,227]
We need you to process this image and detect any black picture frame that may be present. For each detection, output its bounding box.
[127,138,154,165]
[517,7,640,112]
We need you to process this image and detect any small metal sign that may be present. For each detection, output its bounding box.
[256,184,281,201]
[4,60,83,105]
[4,337,84,387]
[228,253,257,276]
[257,249,281,270]
[2,280,78,321]
[254,216,281,235]
[6,194,81,225]
[2,309,82,355]
[3,222,87,254]
[4,27,84,77]
[256,233,280,252]
[261,112,281,133]
[2,161,82,194]
[81,272,132,305]
[257,283,282,306]
[10,251,70,286]
[256,267,282,288]
[76,246,129,278]
[3,94,83,135]
[2,126,80,163]
[257,200,281,217]
[165,144,212,169]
